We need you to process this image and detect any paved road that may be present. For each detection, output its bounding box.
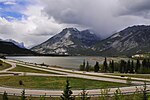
[0,59,16,72]
[0,85,149,97]
[18,60,150,83]
[0,59,149,97]
[15,63,146,85]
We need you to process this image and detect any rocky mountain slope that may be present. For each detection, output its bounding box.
[31,28,100,55]
[93,25,150,56]
[31,25,150,56]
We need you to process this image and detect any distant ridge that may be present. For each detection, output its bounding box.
[0,41,37,56]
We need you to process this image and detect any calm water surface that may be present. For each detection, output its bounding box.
[7,56,104,69]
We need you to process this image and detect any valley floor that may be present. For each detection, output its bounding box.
[0,59,150,97]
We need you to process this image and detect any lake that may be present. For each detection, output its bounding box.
[7,56,105,69]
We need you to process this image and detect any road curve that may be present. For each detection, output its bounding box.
[0,59,149,97]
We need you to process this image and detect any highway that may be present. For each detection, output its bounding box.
[0,59,149,97]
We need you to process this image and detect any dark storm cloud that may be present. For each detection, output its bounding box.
[1,0,150,47]
[118,0,150,18]
[39,0,150,38]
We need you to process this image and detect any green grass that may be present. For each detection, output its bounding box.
[0,61,11,71]
[15,63,148,83]
[0,76,128,90]
[10,65,61,74]
[0,72,15,75]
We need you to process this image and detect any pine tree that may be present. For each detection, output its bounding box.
[109,60,114,73]
[85,61,90,72]
[129,60,134,73]
[79,89,90,100]
[135,59,140,73]
[3,91,8,100]
[40,95,46,100]
[112,60,114,73]
[94,61,99,72]
[147,59,150,68]
[80,60,86,71]
[21,89,26,100]
[142,59,147,68]
[119,60,126,73]
[126,60,131,73]
[61,79,74,100]
[143,82,148,100]
[83,60,85,68]
[103,57,108,73]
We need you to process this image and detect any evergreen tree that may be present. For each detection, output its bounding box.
[85,61,90,72]
[146,59,150,69]
[119,60,126,73]
[142,59,147,68]
[61,79,74,100]
[135,59,141,73]
[109,61,112,72]
[83,60,85,68]
[3,91,8,100]
[80,60,86,71]
[129,60,134,73]
[109,60,114,73]
[94,61,99,72]
[143,82,148,100]
[21,89,26,100]
[40,95,46,100]
[126,60,130,73]
[111,60,114,73]
[79,89,91,100]
[103,57,108,73]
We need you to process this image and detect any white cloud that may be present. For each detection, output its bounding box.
[0,4,84,47]
[1,0,150,48]
[3,1,16,5]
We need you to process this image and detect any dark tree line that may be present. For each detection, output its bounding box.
[106,58,150,74]
[79,58,150,74]
[80,60,100,72]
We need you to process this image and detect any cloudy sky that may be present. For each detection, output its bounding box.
[0,0,150,47]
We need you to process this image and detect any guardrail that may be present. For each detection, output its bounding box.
[0,90,149,97]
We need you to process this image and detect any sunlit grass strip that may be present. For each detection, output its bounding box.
[0,76,128,90]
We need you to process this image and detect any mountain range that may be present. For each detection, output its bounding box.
[1,25,150,56]
[31,25,150,56]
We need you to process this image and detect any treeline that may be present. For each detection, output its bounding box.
[80,58,150,74]
[2,80,149,100]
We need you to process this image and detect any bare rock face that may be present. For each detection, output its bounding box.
[93,25,150,56]
[31,28,100,55]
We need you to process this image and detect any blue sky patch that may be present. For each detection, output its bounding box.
[0,0,31,20]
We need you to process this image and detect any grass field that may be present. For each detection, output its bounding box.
[0,76,129,90]
[12,63,148,82]
[0,60,11,71]
[10,65,61,74]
